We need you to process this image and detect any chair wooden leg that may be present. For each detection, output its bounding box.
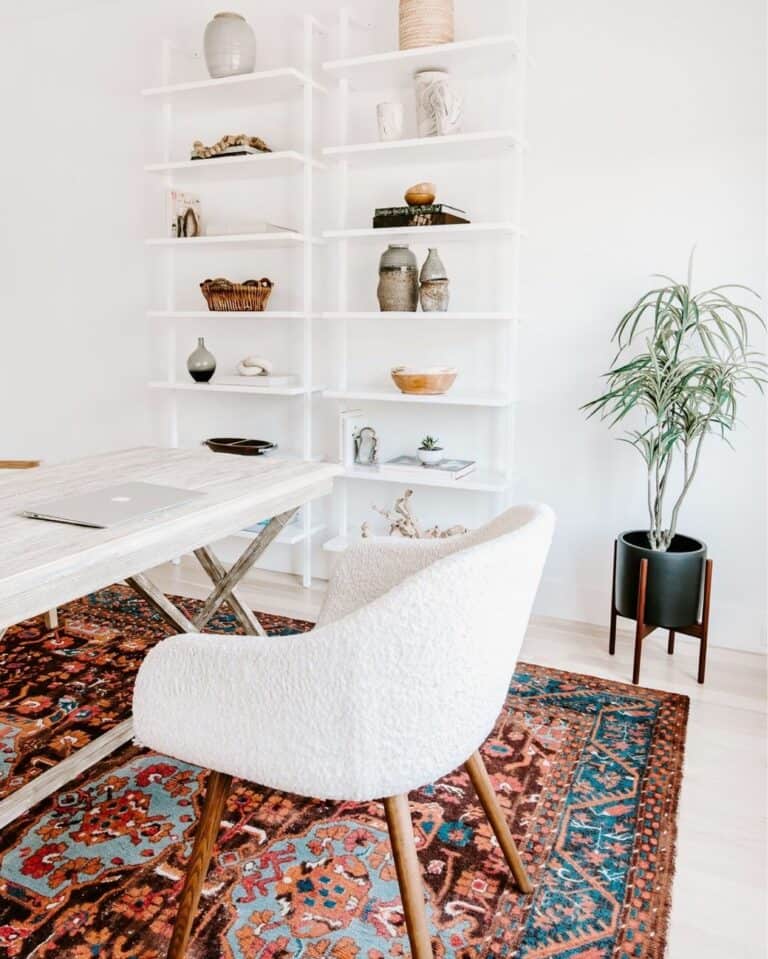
[697,559,713,684]
[632,559,648,685]
[383,795,433,959]
[43,608,58,630]
[168,771,232,959]
[667,630,675,655]
[465,751,533,894]
[609,539,617,655]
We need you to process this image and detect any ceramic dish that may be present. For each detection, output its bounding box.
[203,437,277,456]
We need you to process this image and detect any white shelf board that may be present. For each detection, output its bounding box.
[322,34,521,90]
[323,389,514,408]
[148,381,323,397]
[323,222,520,241]
[142,68,323,108]
[340,465,513,493]
[145,151,321,181]
[319,310,516,322]
[323,130,524,165]
[234,523,326,546]
[148,310,306,320]
[145,232,317,248]
[323,534,354,554]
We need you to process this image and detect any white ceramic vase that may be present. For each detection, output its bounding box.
[415,69,462,137]
[377,102,405,141]
[204,12,256,79]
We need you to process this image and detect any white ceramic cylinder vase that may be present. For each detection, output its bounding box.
[204,12,256,79]
[415,69,463,137]
[399,0,454,50]
[377,102,405,141]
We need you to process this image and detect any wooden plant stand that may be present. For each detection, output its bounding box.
[609,540,713,686]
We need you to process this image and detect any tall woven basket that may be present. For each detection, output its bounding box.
[399,0,454,50]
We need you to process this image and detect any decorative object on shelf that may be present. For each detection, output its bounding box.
[353,426,379,465]
[203,437,277,455]
[200,277,274,312]
[417,435,443,466]
[203,11,257,79]
[187,337,216,383]
[373,202,469,228]
[420,247,450,311]
[364,488,467,539]
[415,68,462,137]
[191,133,271,160]
[168,190,202,238]
[399,0,454,50]
[391,366,458,395]
[377,244,419,312]
[405,182,436,206]
[583,252,766,685]
[236,355,273,377]
[377,102,405,141]
[387,454,476,479]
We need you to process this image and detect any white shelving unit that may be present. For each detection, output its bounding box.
[144,15,328,586]
[321,2,528,552]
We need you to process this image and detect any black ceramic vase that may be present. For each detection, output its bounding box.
[615,531,706,629]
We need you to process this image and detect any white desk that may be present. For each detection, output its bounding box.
[0,447,339,826]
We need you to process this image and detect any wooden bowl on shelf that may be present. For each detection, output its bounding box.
[390,366,458,395]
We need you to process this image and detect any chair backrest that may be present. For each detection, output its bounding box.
[311,504,555,798]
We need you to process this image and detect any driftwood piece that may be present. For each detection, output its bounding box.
[191,134,272,159]
[362,489,468,540]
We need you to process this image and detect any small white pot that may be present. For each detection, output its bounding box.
[377,102,405,141]
[204,12,256,79]
[418,448,444,466]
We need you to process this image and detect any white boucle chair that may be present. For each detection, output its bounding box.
[133,503,555,959]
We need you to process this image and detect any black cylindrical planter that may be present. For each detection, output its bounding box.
[616,531,706,629]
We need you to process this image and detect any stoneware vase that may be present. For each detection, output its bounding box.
[415,69,462,137]
[615,530,706,628]
[420,248,449,311]
[399,0,454,50]
[377,102,405,141]
[187,337,216,383]
[204,12,256,79]
[378,244,419,312]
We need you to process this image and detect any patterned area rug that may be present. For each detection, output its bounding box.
[0,589,689,958]
[0,586,312,802]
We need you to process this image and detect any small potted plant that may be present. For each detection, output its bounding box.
[418,435,444,466]
[583,254,765,630]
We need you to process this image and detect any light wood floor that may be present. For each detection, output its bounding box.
[151,560,768,959]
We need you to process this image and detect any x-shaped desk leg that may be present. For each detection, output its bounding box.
[126,509,298,637]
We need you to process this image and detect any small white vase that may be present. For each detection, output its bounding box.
[377,102,405,141]
[418,448,444,466]
[204,12,256,79]
[415,69,462,137]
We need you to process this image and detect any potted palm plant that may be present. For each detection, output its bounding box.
[583,255,765,630]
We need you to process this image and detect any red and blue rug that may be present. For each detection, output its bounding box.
[0,587,688,958]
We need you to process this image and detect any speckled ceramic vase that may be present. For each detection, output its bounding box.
[204,12,256,79]
[377,244,419,312]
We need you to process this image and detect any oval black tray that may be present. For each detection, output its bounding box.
[203,437,277,456]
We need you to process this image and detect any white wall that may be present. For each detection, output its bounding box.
[0,0,764,650]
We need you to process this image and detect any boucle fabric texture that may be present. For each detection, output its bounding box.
[133,506,555,800]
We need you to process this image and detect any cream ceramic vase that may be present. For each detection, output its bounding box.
[415,69,463,137]
[204,12,256,79]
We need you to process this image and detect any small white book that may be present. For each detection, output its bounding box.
[384,456,477,480]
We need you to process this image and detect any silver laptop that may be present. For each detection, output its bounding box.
[21,482,204,529]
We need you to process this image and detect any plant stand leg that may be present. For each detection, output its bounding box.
[609,539,617,655]
[667,630,675,654]
[632,559,648,686]
[697,559,713,685]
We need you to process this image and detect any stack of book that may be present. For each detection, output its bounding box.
[384,456,476,481]
[373,204,470,229]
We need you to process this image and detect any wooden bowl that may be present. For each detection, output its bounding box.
[404,181,436,206]
[390,366,458,395]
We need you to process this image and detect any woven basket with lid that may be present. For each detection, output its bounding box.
[399,0,454,50]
